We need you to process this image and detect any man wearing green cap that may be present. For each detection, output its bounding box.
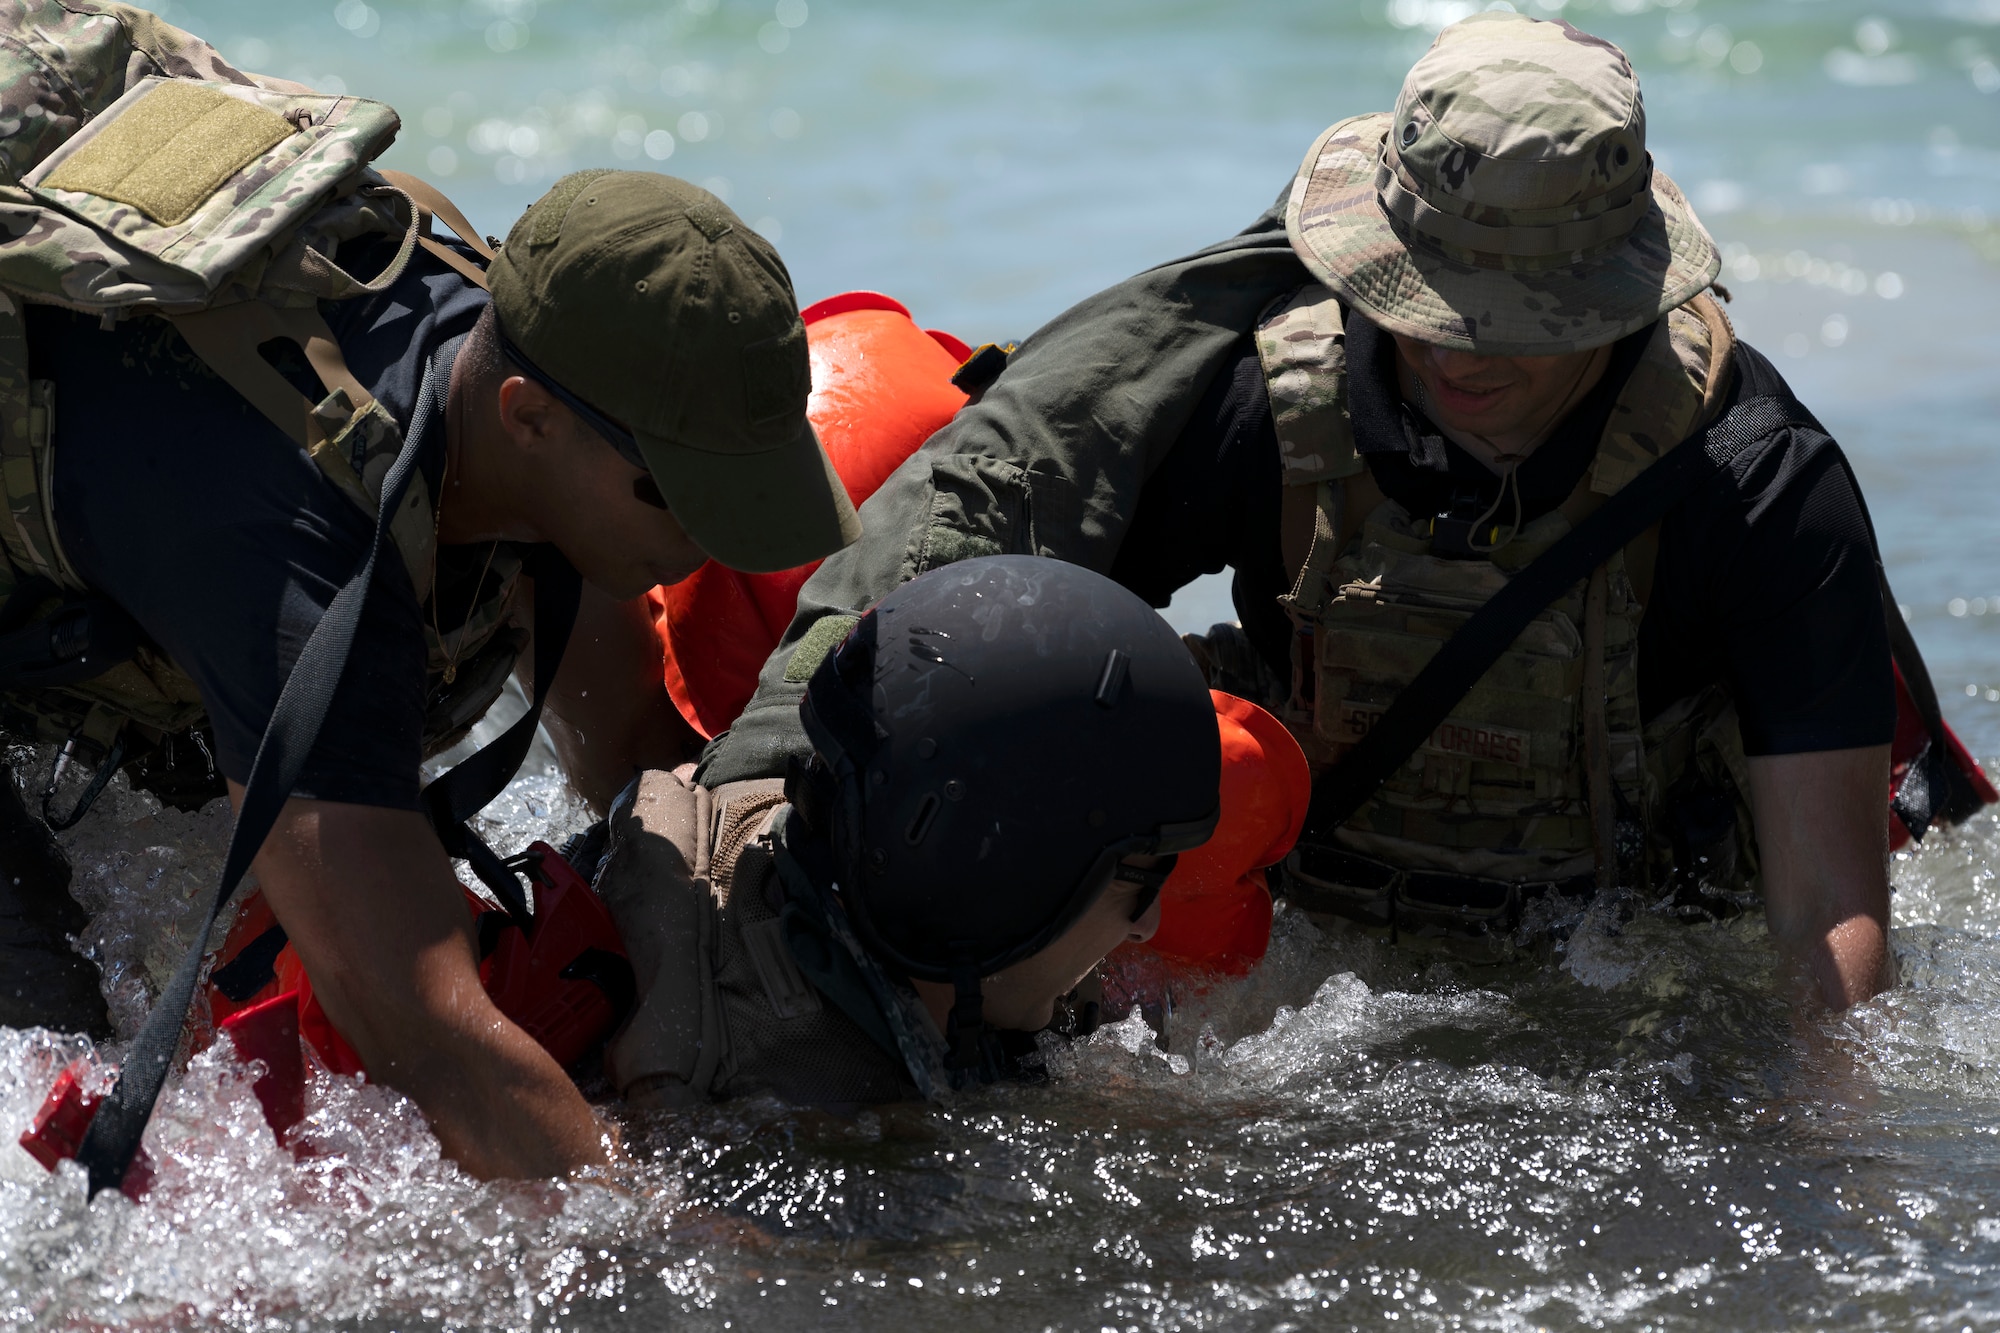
[704,12,1921,1013]
[6,167,856,1176]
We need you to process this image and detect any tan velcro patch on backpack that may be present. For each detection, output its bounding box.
[43,81,297,226]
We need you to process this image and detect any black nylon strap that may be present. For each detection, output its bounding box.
[75,358,445,1197]
[421,546,581,930]
[1305,394,1807,836]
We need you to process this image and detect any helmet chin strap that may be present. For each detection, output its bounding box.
[945,956,999,1086]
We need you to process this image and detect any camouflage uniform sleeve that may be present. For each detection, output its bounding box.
[698,192,1311,785]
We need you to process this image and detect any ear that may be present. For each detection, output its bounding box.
[494,374,566,452]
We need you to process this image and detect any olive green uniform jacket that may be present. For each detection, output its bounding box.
[700,192,1307,786]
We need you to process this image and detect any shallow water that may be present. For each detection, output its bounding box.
[5,0,2000,1328]
[10,766,2000,1330]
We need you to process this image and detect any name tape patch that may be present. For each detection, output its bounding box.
[1332,700,1532,769]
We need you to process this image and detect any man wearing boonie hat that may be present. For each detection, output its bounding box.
[6,163,856,1177]
[705,12,1946,1014]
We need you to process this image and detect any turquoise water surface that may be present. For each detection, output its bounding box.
[3,1,2000,1328]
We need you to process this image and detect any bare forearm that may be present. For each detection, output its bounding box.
[239,788,609,1177]
[1747,745,1891,1009]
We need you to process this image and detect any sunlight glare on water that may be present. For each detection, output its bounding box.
[2,0,1999,1326]
[6,764,1999,1328]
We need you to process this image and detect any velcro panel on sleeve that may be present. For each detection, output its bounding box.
[784,613,860,683]
[42,81,296,226]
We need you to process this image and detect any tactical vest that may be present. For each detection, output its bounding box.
[594,771,930,1109]
[1253,283,1757,930]
[0,1,521,782]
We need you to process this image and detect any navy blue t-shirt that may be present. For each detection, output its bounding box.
[1108,320,1896,757]
[31,240,490,808]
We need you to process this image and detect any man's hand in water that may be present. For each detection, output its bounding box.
[233,787,610,1179]
[1748,744,1893,1009]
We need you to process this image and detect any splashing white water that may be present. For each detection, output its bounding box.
[0,763,1998,1329]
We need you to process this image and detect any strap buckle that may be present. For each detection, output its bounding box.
[41,719,126,833]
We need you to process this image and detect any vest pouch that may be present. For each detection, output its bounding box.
[596,771,730,1105]
[1312,510,1651,883]
[13,77,400,309]
[1316,549,1590,838]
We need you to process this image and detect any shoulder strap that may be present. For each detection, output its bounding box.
[1303,392,1808,837]
[378,169,494,292]
[1589,292,1736,496]
[170,300,439,601]
[74,346,446,1196]
[1254,283,1363,488]
[171,302,373,449]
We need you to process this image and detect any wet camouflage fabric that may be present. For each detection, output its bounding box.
[7,78,400,312]
[0,0,407,594]
[1286,12,1721,356]
[1311,507,1649,883]
[0,0,311,186]
[1252,283,1362,485]
[0,1,527,760]
[1589,291,1732,494]
[1393,11,1645,221]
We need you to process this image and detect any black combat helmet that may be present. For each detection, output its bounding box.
[796,555,1220,1073]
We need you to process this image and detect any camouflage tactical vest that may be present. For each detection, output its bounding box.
[594,771,927,1109]
[0,0,521,775]
[1252,283,1756,930]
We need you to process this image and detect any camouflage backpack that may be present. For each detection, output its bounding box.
[0,0,514,810]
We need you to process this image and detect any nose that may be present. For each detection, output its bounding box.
[1426,344,1501,380]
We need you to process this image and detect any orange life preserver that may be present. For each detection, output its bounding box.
[651,292,972,738]
[192,845,629,1137]
[1120,691,1312,976]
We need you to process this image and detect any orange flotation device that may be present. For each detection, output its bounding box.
[21,846,631,1188]
[652,292,972,738]
[198,845,628,1085]
[1888,660,1999,851]
[1122,691,1312,976]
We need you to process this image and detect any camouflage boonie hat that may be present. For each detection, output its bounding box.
[1287,11,1720,356]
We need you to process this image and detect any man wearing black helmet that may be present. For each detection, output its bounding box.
[592,556,1218,1104]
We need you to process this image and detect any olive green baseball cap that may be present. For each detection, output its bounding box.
[1287,11,1720,355]
[489,170,859,574]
